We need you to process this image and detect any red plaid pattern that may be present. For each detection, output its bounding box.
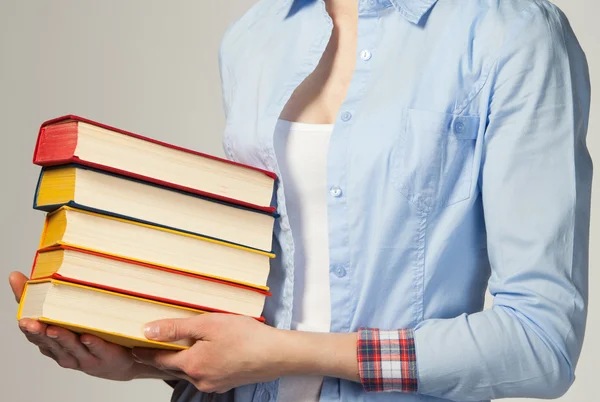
[357,328,418,393]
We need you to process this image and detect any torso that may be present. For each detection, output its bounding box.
[204,1,536,401]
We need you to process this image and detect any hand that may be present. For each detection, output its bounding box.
[132,314,285,393]
[131,313,359,394]
[10,271,174,381]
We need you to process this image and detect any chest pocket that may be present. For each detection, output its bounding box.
[392,108,480,213]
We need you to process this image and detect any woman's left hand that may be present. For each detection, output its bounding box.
[132,313,359,393]
[131,313,289,393]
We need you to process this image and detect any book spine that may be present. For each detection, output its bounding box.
[38,215,50,249]
[33,123,78,165]
[29,250,41,279]
[32,168,43,210]
[16,282,30,319]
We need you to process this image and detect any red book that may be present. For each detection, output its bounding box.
[33,115,277,213]
[31,245,270,320]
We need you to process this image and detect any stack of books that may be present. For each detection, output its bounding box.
[17,115,277,350]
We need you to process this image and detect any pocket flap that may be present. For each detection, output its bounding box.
[407,108,480,140]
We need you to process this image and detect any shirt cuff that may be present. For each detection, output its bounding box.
[357,328,418,393]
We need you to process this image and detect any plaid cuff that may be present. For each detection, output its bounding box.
[357,328,418,393]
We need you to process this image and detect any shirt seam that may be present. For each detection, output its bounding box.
[454,2,544,115]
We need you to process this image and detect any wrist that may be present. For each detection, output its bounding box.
[315,332,359,381]
[276,330,359,381]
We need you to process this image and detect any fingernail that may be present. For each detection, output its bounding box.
[81,340,92,345]
[47,333,58,339]
[23,325,39,335]
[144,325,160,339]
[131,351,142,363]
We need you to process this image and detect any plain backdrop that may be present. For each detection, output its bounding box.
[0,1,597,401]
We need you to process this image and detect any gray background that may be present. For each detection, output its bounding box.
[0,1,597,401]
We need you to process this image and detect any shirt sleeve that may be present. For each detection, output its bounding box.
[357,328,418,392]
[358,3,592,400]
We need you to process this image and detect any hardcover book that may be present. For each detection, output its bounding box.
[18,279,206,350]
[33,115,277,213]
[40,206,274,289]
[31,245,270,318]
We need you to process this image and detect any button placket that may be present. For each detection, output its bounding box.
[325,10,379,336]
[280,219,291,231]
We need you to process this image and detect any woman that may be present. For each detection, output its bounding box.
[11,0,592,401]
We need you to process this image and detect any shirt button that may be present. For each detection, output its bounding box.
[341,111,352,122]
[360,49,372,61]
[333,265,347,278]
[454,121,465,133]
[329,186,342,197]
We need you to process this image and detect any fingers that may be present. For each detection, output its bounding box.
[79,334,123,360]
[144,315,206,342]
[131,348,187,372]
[9,271,28,303]
[163,369,193,383]
[46,326,98,365]
[39,346,55,359]
[18,318,45,335]
[19,321,79,369]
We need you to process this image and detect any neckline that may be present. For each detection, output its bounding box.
[276,119,335,133]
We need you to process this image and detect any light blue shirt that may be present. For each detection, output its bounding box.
[173,0,592,401]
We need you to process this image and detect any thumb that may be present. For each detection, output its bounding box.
[144,315,206,342]
[9,271,28,303]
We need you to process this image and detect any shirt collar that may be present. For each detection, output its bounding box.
[387,0,439,23]
[288,0,438,24]
[358,0,438,23]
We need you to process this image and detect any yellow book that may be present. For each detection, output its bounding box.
[39,206,273,290]
[17,279,206,350]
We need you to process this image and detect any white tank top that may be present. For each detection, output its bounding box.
[273,119,333,402]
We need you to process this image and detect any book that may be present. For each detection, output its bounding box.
[40,206,273,289]
[31,246,270,318]
[17,279,205,349]
[33,115,277,213]
[34,165,275,252]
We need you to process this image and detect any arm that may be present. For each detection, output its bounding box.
[133,315,360,393]
[394,3,591,400]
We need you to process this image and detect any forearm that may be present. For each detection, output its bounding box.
[276,330,359,382]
